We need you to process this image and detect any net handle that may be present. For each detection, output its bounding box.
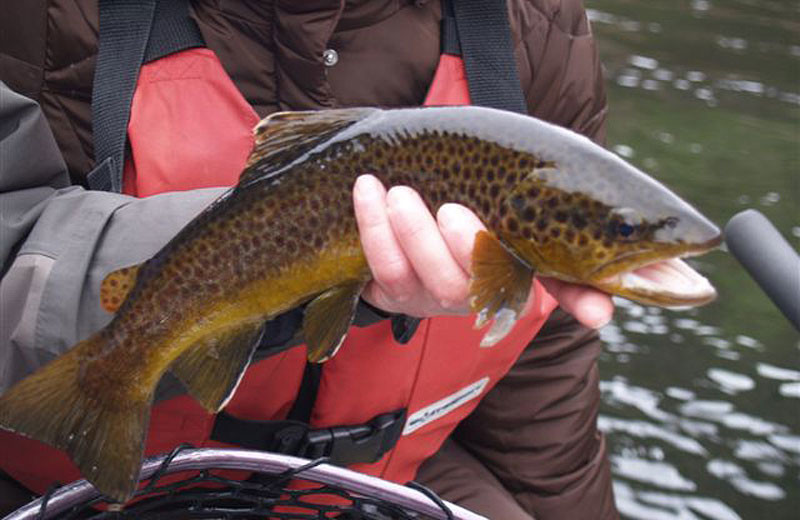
[4,448,487,520]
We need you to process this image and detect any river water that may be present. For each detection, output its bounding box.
[584,1,799,518]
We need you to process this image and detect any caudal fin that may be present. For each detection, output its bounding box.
[0,334,150,503]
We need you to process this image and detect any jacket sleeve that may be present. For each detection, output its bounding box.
[0,83,226,392]
[422,3,619,519]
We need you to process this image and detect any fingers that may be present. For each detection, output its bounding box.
[436,203,486,273]
[353,175,473,315]
[386,189,470,309]
[353,175,422,308]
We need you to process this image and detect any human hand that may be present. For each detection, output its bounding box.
[352,174,614,329]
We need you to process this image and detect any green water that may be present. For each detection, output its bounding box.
[584,0,799,518]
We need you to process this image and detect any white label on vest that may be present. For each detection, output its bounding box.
[403,377,490,435]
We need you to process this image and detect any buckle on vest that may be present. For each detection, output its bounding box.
[302,409,407,465]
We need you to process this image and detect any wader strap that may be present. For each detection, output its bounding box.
[440,0,461,55]
[450,0,529,115]
[211,409,407,466]
[89,0,204,192]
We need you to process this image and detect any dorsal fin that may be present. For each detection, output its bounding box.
[239,108,380,186]
[100,264,142,313]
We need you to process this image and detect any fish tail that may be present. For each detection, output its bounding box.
[0,334,149,503]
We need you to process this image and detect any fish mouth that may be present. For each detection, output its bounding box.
[595,256,717,307]
[591,236,722,307]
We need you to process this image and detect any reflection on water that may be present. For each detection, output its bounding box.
[586,1,798,517]
[599,301,798,519]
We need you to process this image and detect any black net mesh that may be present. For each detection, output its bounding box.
[32,447,453,520]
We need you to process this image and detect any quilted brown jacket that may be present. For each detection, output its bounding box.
[0,1,616,518]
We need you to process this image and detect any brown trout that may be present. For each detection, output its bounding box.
[0,106,721,502]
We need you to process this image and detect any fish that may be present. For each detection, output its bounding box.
[0,106,722,502]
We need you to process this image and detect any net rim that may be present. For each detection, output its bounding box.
[4,448,487,520]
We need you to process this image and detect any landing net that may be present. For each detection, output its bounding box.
[5,446,486,520]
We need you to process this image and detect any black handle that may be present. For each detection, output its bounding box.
[724,209,800,331]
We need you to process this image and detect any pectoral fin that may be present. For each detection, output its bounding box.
[303,281,366,363]
[170,321,266,412]
[470,231,534,347]
[100,264,141,313]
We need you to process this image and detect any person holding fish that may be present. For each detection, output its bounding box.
[0,0,722,518]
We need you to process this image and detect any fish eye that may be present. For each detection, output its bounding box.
[609,208,643,241]
[618,223,635,237]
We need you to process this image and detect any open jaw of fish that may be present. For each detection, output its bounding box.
[588,238,723,308]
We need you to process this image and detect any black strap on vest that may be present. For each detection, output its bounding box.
[211,409,407,466]
[443,0,529,115]
[88,0,204,192]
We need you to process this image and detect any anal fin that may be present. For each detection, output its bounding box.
[303,281,366,363]
[470,231,534,346]
[170,321,266,412]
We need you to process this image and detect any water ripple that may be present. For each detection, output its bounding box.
[612,456,697,491]
[599,416,708,456]
[614,481,742,520]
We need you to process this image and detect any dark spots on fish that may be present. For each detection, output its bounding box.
[578,234,589,247]
[510,195,525,212]
[313,236,324,249]
[550,228,561,238]
[527,187,540,199]
[564,229,576,243]
[506,217,520,234]
[665,216,679,229]
[486,170,495,183]
[522,207,537,222]
[522,226,533,239]
[546,197,558,208]
[490,155,499,167]
[489,184,501,199]
[571,212,588,230]
[555,211,568,223]
[602,238,613,249]
[500,168,512,185]
[536,219,548,231]
[518,158,530,170]
[593,229,603,240]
